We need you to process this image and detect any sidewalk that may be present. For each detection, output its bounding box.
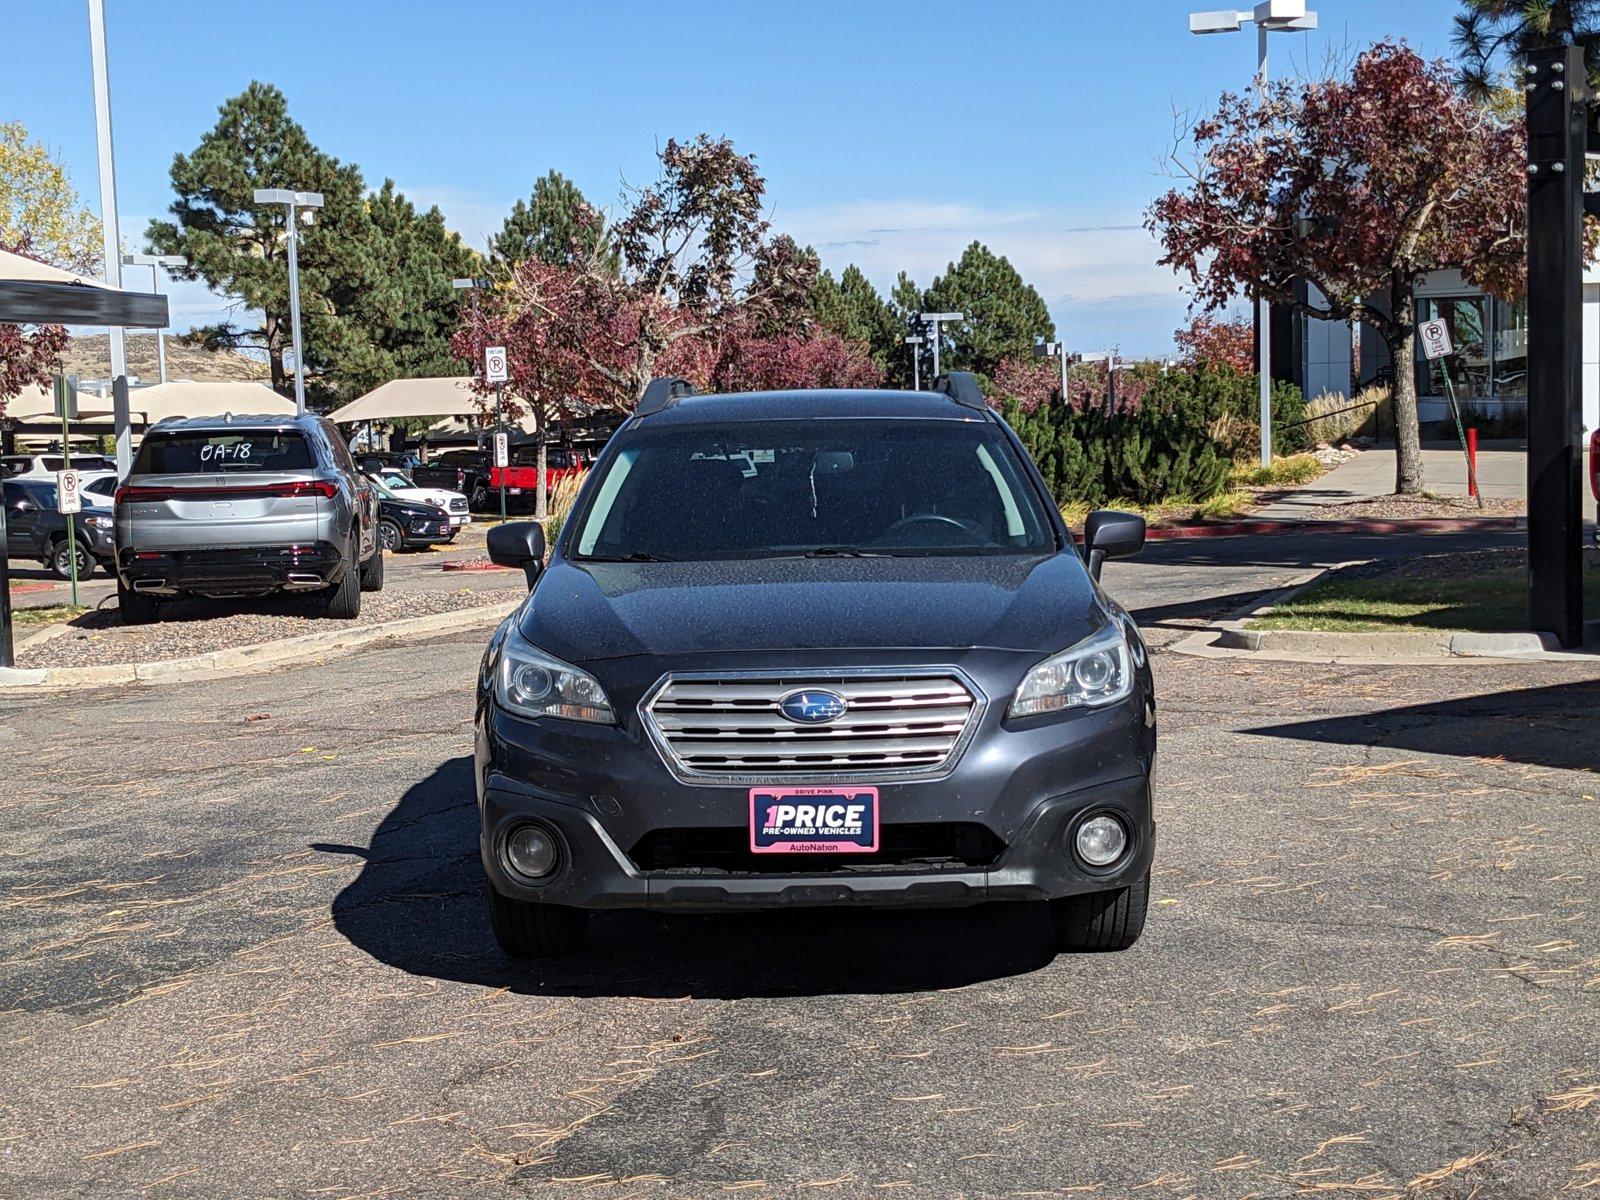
[1255,441,1526,519]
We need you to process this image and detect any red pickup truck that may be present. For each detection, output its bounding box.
[489,446,589,495]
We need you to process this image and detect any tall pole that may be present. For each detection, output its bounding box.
[930,323,942,378]
[152,264,167,384]
[1524,45,1587,647]
[285,197,307,414]
[87,0,130,474]
[1255,23,1274,468]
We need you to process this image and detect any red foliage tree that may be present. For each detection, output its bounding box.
[991,356,1059,414]
[1147,41,1525,493]
[1174,314,1254,375]
[710,329,882,393]
[0,322,67,420]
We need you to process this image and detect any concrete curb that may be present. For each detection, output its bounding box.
[1169,567,1599,666]
[0,598,521,694]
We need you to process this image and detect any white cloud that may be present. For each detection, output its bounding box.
[780,198,1191,356]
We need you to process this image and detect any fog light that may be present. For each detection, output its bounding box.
[504,824,559,879]
[1075,814,1127,867]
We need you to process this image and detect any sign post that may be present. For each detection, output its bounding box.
[485,346,509,524]
[1416,319,1482,509]
[54,373,82,605]
[1524,45,1589,647]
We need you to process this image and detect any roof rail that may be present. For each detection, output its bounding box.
[932,371,988,413]
[634,376,697,417]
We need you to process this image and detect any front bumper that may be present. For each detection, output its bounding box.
[477,670,1156,912]
[117,541,348,597]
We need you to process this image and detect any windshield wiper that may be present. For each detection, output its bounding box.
[801,546,892,558]
[581,551,680,563]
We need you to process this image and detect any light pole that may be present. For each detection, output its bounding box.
[87,0,132,474]
[252,188,324,413]
[904,334,924,390]
[1189,0,1318,467]
[1034,337,1069,403]
[122,253,186,383]
[919,311,964,378]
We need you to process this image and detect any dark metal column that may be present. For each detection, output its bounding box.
[1524,45,1588,648]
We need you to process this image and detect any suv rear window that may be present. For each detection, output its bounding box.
[133,430,315,475]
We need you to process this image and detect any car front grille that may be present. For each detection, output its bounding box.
[448,497,468,512]
[642,671,983,782]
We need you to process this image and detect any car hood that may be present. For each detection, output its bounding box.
[395,486,458,505]
[517,553,1107,663]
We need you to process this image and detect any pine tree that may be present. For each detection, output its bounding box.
[923,241,1054,383]
[491,170,611,271]
[148,83,484,406]
[887,272,925,388]
[809,264,897,370]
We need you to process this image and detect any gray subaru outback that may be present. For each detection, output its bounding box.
[113,413,382,624]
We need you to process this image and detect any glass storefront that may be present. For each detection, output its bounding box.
[1415,294,1528,403]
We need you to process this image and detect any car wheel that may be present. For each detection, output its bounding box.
[488,888,588,958]
[359,543,385,592]
[378,519,403,552]
[117,576,160,625]
[471,483,490,512]
[317,536,363,620]
[1048,871,1149,953]
[50,538,96,580]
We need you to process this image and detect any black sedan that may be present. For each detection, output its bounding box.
[372,479,453,551]
[3,477,117,579]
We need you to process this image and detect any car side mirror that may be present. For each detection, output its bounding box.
[1082,509,1145,580]
[487,521,547,589]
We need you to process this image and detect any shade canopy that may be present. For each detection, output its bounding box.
[106,381,296,424]
[0,247,109,287]
[326,376,481,424]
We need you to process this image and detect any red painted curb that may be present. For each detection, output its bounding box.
[441,560,513,573]
[1139,515,1525,540]
[7,582,55,595]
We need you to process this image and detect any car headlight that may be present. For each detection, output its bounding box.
[84,515,113,530]
[495,627,614,724]
[1009,623,1134,717]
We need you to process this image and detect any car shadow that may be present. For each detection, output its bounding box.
[1248,678,1600,772]
[327,756,1062,999]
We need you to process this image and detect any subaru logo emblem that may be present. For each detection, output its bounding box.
[778,689,848,724]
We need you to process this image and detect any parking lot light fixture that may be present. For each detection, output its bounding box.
[1187,0,1318,468]
[252,188,324,414]
[919,312,964,378]
[1034,337,1069,404]
[122,253,186,383]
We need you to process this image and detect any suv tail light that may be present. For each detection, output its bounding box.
[456,469,465,489]
[114,480,338,506]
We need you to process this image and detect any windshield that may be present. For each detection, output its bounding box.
[377,470,414,490]
[569,419,1056,561]
[133,429,313,474]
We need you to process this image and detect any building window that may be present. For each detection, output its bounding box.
[1415,293,1526,404]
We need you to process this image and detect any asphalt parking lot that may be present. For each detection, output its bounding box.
[0,608,1595,1199]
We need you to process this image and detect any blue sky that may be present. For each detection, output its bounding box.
[2,1,1460,358]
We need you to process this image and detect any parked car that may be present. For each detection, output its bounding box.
[408,449,490,506]
[364,466,470,533]
[371,476,455,551]
[113,412,383,624]
[79,470,118,502]
[486,445,589,511]
[3,452,116,479]
[3,477,117,578]
[474,373,1153,960]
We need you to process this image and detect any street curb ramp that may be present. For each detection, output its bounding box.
[0,598,521,693]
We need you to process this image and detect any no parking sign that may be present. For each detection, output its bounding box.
[1418,319,1454,360]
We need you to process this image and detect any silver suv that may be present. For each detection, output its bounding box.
[114,413,382,624]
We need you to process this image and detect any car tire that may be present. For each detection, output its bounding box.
[49,538,96,580]
[378,519,403,552]
[488,888,588,959]
[1049,871,1149,953]
[471,483,489,512]
[317,537,363,620]
[117,576,160,625]
[359,543,385,592]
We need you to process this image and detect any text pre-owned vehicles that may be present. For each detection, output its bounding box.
[113,413,383,624]
[475,374,1154,959]
[369,475,455,551]
[3,477,117,578]
[365,466,471,533]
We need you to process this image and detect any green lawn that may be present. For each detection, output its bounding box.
[8,605,88,629]
[1252,556,1600,634]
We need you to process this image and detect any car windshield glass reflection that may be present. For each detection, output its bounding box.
[570,419,1056,562]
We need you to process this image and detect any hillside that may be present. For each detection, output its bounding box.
[60,334,271,385]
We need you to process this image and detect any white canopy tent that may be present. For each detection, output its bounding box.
[0,247,110,288]
[325,377,482,424]
[104,381,295,424]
